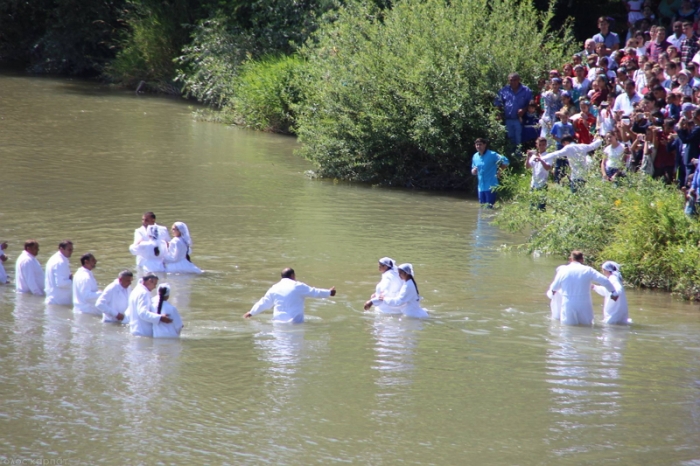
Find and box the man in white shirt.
[127,274,172,337]
[72,253,102,315]
[131,211,170,267]
[548,250,618,326]
[244,268,337,323]
[96,270,133,323]
[667,21,686,49]
[15,240,44,296]
[541,136,603,192]
[613,80,642,118]
[44,240,74,305]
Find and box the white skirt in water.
[165,259,202,274]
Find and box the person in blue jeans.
[471,138,510,207]
[495,73,533,153]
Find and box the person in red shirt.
[571,100,596,144]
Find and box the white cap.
[398,263,414,277]
[147,225,159,240]
[378,257,395,268]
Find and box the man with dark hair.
[15,240,44,295]
[541,136,603,191]
[97,270,133,323]
[548,250,618,326]
[471,138,510,207]
[244,268,337,323]
[127,274,172,336]
[45,240,74,305]
[681,22,699,67]
[73,253,101,315]
[131,211,170,268]
[592,17,620,51]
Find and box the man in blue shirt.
[495,73,532,152]
[592,16,620,51]
[471,138,510,207]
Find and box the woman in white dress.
[379,263,429,319]
[129,225,166,273]
[152,284,184,338]
[364,257,403,314]
[164,222,202,274]
[593,261,629,325]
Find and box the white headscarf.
[602,261,622,280]
[398,263,414,277]
[158,283,171,298]
[146,225,159,240]
[378,257,395,268]
[174,221,193,254]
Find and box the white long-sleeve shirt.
[15,250,44,295]
[131,224,170,267]
[72,267,101,315]
[249,278,332,324]
[151,299,183,338]
[383,279,429,319]
[164,237,202,274]
[549,261,616,326]
[96,279,130,323]
[127,283,161,337]
[129,239,166,273]
[371,268,404,314]
[44,251,72,305]
[594,274,629,325]
[542,139,603,180]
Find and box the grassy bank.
[494,167,700,300]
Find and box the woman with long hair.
[378,263,429,319]
[593,262,629,325]
[152,284,184,338]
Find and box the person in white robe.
[244,267,336,324]
[126,274,172,337]
[129,225,166,273]
[96,269,133,323]
[44,240,74,305]
[548,250,618,326]
[593,261,629,325]
[15,240,44,295]
[131,211,170,268]
[546,265,566,321]
[152,284,183,338]
[164,221,202,274]
[72,253,102,315]
[377,263,429,319]
[0,241,9,284]
[541,136,603,190]
[364,257,403,314]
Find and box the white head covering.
[147,225,159,240]
[398,263,414,277]
[378,257,395,268]
[158,283,171,298]
[602,261,622,280]
[173,221,193,253]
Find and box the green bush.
[495,164,700,300]
[295,0,575,189]
[225,55,307,133]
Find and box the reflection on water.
[1,74,700,464]
[546,324,628,457]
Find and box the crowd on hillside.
[492,6,700,214]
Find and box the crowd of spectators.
[495,6,700,214]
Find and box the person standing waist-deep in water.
[364,257,403,314]
[376,263,429,319]
[244,268,336,324]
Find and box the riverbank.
[495,168,700,300]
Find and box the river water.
[1,73,699,465]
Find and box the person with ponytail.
[152,283,184,338]
[364,257,403,314]
[593,261,629,325]
[377,263,429,319]
[164,222,202,274]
